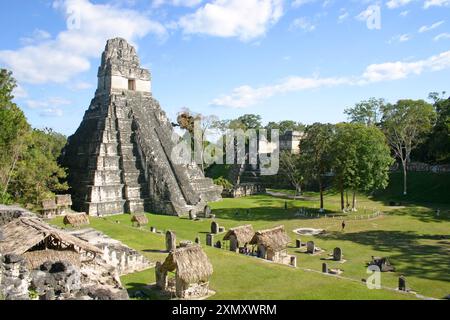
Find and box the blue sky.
[1,0,449,136]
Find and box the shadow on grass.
[388,206,450,223]
[126,283,169,300]
[212,206,335,222]
[317,230,450,282]
[371,172,450,211]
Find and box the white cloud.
[356,6,376,21]
[290,17,316,32]
[211,50,450,108]
[434,32,450,41]
[399,10,409,16]
[424,0,450,8]
[20,29,52,45]
[39,108,64,117]
[26,97,71,109]
[211,77,350,108]
[389,33,412,43]
[292,0,316,7]
[13,85,28,99]
[178,0,284,41]
[0,0,166,84]
[386,0,413,9]
[338,9,349,23]
[25,96,72,117]
[419,20,444,32]
[152,0,203,7]
[69,81,93,90]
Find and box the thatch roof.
[23,249,81,270]
[131,214,148,226]
[223,225,254,244]
[250,225,290,251]
[0,217,102,256]
[161,245,213,284]
[64,213,90,227]
[42,199,57,210]
[56,195,72,207]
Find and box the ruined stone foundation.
[62,38,222,217]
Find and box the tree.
[299,123,335,211]
[0,70,68,206]
[381,99,435,195]
[235,114,262,130]
[9,129,68,206]
[266,120,305,135]
[426,92,450,163]
[279,151,304,199]
[332,123,393,211]
[0,69,30,202]
[345,98,385,126]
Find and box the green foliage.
[381,99,436,195]
[9,129,68,206]
[28,289,39,300]
[299,123,335,209]
[418,93,450,163]
[300,123,335,181]
[213,176,233,189]
[344,97,385,125]
[374,171,450,205]
[266,120,305,135]
[227,114,263,130]
[0,69,30,200]
[279,151,304,194]
[333,123,393,193]
[0,70,68,207]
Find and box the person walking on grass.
[342,220,346,232]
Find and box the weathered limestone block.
[333,247,343,261]
[306,241,315,254]
[166,231,177,252]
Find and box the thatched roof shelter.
[42,199,57,210]
[23,249,81,270]
[64,213,90,227]
[223,225,254,244]
[250,225,290,251]
[131,214,148,227]
[0,217,102,256]
[161,245,213,284]
[56,195,72,207]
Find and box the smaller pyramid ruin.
[62,38,222,217]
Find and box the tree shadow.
[388,206,450,223]
[317,230,450,282]
[371,172,450,211]
[126,283,169,300]
[212,206,334,222]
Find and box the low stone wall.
[391,162,450,173]
[222,183,266,198]
[0,254,31,300]
[69,228,153,275]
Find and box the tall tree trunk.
[340,180,344,211]
[352,191,357,211]
[319,178,324,212]
[346,191,349,208]
[402,160,408,195]
[2,150,20,198]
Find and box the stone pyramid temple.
[62,38,222,217]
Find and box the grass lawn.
[50,180,450,300]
